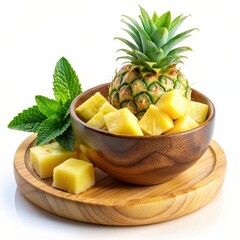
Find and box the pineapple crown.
[116,6,198,72]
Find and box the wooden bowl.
[70,83,215,185]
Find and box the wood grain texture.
[14,134,226,226]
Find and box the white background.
[1,0,240,239]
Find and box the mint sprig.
[8,57,82,151]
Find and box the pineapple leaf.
[133,50,151,61]
[155,11,171,29]
[115,37,139,50]
[157,55,185,68]
[150,27,168,48]
[152,12,159,23]
[122,28,142,51]
[162,28,197,55]
[139,5,156,35]
[167,46,192,56]
[168,15,188,40]
[122,20,142,50]
[122,15,151,44]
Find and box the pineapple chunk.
[30,142,77,179]
[87,111,106,129]
[87,101,117,129]
[75,92,107,122]
[188,101,209,124]
[104,108,143,136]
[156,90,189,119]
[99,101,117,115]
[52,158,95,194]
[165,114,199,134]
[139,105,174,135]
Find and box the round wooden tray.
[14,134,226,226]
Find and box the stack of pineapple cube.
[75,90,209,136]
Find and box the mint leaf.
[35,95,61,117]
[53,57,82,104]
[56,126,75,151]
[36,116,71,145]
[8,105,46,132]
[8,56,82,151]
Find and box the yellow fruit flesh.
[30,142,77,179]
[139,105,174,135]
[87,111,107,129]
[75,92,107,122]
[188,101,209,124]
[86,101,117,129]
[104,108,143,136]
[165,114,199,134]
[156,90,189,119]
[52,158,95,195]
[99,101,117,114]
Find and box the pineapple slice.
[104,108,143,136]
[52,158,95,194]
[139,105,174,135]
[156,90,189,119]
[188,101,209,124]
[30,142,77,179]
[75,92,107,122]
[165,114,199,135]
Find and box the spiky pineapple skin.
[108,64,191,119]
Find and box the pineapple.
[188,101,209,124]
[53,158,95,194]
[87,111,106,129]
[165,114,199,135]
[139,104,174,135]
[75,92,107,122]
[104,108,143,136]
[155,90,189,119]
[108,6,197,119]
[87,101,117,129]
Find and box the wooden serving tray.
[14,134,226,226]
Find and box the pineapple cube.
[104,108,143,136]
[188,101,209,124]
[87,111,106,129]
[52,158,95,195]
[99,101,117,115]
[87,101,117,129]
[139,105,174,135]
[75,92,107,122]
[156,90,189,119]
[30,142,77,179]
[165,114,199,135]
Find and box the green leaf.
[56,126,75,151]
[168,15,188,40]
[150,27,168,48]
[35,95,61,117]
[155,11,171,29]
[167,46,192,56]
[152,12,158,23]
[8,105,46,132]
[139,5,156,35]
[115,37,139,50]
[162,28,197,55]
[36,116,71,145]
[53,57,82,104]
